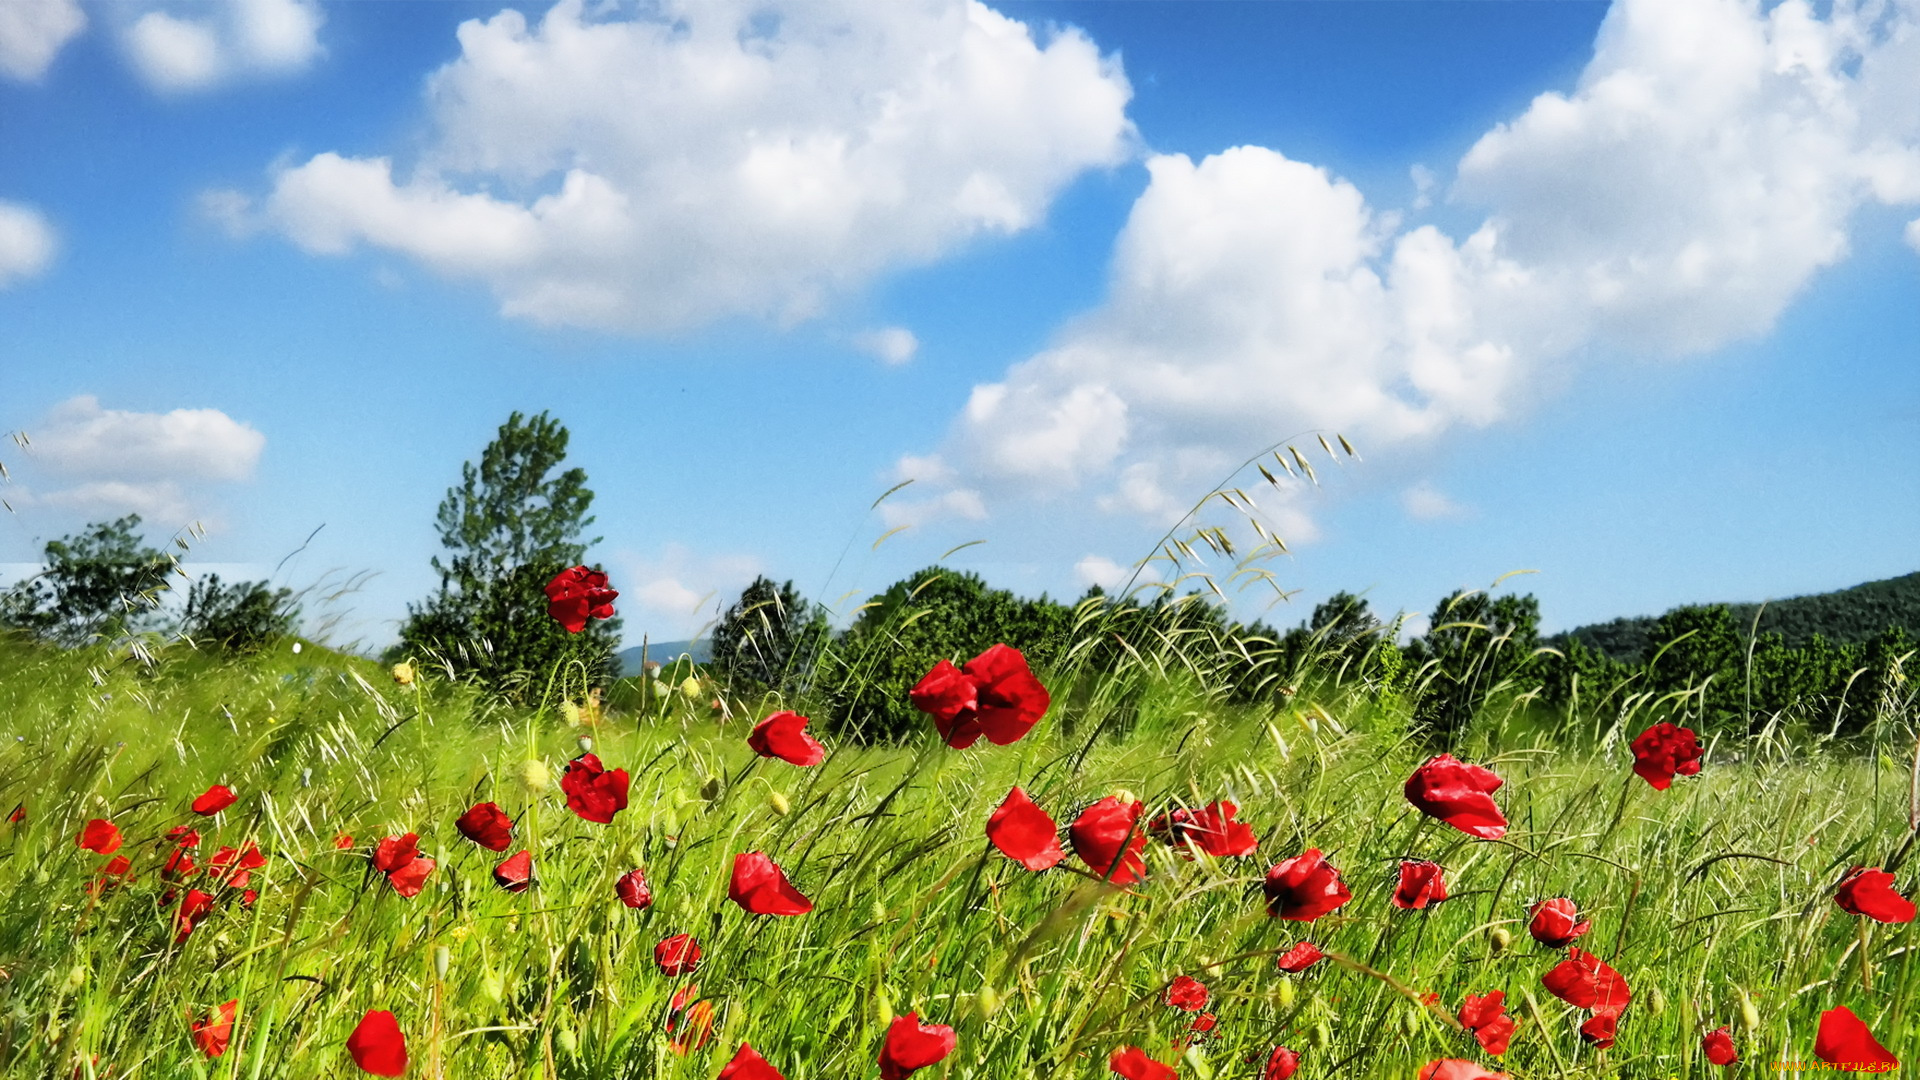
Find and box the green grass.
[0,635,1913,1079]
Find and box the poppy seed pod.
[681,676,702,699]
[701,777,723,801]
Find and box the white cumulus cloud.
[0,200,57,287]
[1401,483,1468,522]
[1073,553,1128,590]
[610,543,764,639]
[909,0,1920,528]
[855,326,920,365]
[122,0,323,93]
[246,0,1133,333]
[0,0,85,81]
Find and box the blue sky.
[2,0,1917,651]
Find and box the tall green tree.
[710,576,830,694]
[181,574,297,654]
[395,411,619,699]
[0,515,176,645]
[1406,590,1544,744]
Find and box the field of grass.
[0,633,1913,1079]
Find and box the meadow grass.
[0,634,1913,1079]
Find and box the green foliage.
[0,515,176,646]
[1404,590,1544,744]
[709,576,830,695]
[815,566,1073,741]
[394,411,619,700]
[180,573,297,653]
[1561,570,1920,661]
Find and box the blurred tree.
[394,411,619,700]
[710,576,830,694]
[1405,590,1544,744]
[0,515,175,646]
[181,573,297,654]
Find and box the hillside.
[1558,570,1920,663]
[616,638,710,673]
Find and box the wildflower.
[1458,991,1515,1056]
[1164,975,1209,1011]
[544,566,618,634]
[728,852,812,916]
[346,1010,408,1076]
[1834,867,1916,923]
[455,802,514,852]
[1263,849,1353,921]
[89,855,134,896]
[332,832,354,850]
[1629,722,1703,790]
[493,850,533,893]
[162,847,198,883]
[667,986,714,1054]
[1542,948,1631,1011]
[167,826,200,848]
[655,933,701,976]
[1264,1046,1300,1080]
[192,785,237,815]
[1276,941,1325,972]
[986,787,1065,871]
[1393,860,1449,910]
[77,818,122,855]
[1814,1006,1898,1070]
[908,644,1050,749]
[208,844,266,889]
[560,753,629,824]
[192,999,237,1057]
[1579,1009,1619,1049]
[1108,1045,1177,1080]
[1417,1062,1508,1080]
[615,868,652,909]
[717,1042,786,1080]
[1188,1012,1216,1034]
[1527,898,1591,948]
[1070,796,1147,884]
[878,1013,955,1080]
[748,711,826,766]
[1702,1026,1737,1066]
[386,856,436,900]
[370,834,420,874]
[1150,800,1259,858]
[174,889,216,943]
[5,804,21,824]
[1404,755,1507,839]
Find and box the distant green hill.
[1557,571,1920,663]
[616,639,710,674]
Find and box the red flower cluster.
[370,833,436,899]
[1149,800,1258,858]
[908,644,1050,749]
[561,753,630,824]
[1542,947,1631,1048]
[1629,722,1704,790]
[1404,755,1507,839]
[748,711,827,767]
[1458,991,1515,1056]
[1264,849,1352,921]
[544,566,618,634]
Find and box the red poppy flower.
[1263,849,1353,921]
[1834,867,1917,923]
[89,854,134,895]
[1579,1009,1619,1049]
[1814,1006,1898,1070]
[1276,941,1325,973]
[1393,860,1449,910]
[1417,1062,1509,1080]
[561,753,630,824]
[493,850,533,892]
[1108,1045,1177,1080]
[1264,1046,1300,1080]
[455,802,514,852]
[209,844,267,889]
[1151,800,1259,858]
[1404,755,1507,839]
[77,818,122,855]
[667,989,715,1055]
[1628,722,1703,791]
[878,1013,956,1080]
[1541,948,1631,1011]
[1070,797,1148,884]
[908,644,1050,749]
[748,711,827,767]
[1702,1026,1737,1066]
[987,787,1065,871]
[1188,1012,1216,1034]
[1527,898,1591,948]
[162,847,198,882]
[5,804,20,824]
[655,933,702,976]
[1458,991,1515,1056]
[545,566,618,634]
[192,999,237,1058]
[167,826,201,848]
[370,833,420,874]
[717,1042,787,1080]
[1164,975,1209,1011]
[615,867,653,909]
[346,1009,408,1076]
[192,784,237,815]
[174,888,217,943]
[332,832,354,850]
[386,855,436,899]
[728,851,813,915]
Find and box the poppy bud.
[681,676,702,699]
[1489,927,1512,953]
[1110,789,1138,805]
[1738,989,1760,1032]
[1645,985,1665,1016]
[555,1028,577,1056]
[977,985,1001,1018]
[1276,980,1296,1010]
[877,986,894,1027]
[1311,1020,1332,1048]
[516,760,551,793]
[652,679,670,701]
[65,965,86,991]
[391,662,414,686]
[871,900,888,924]
[769,791,790,817]
[562,701,582,726]
[434,946,450,980]
[481,971,505,1003]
